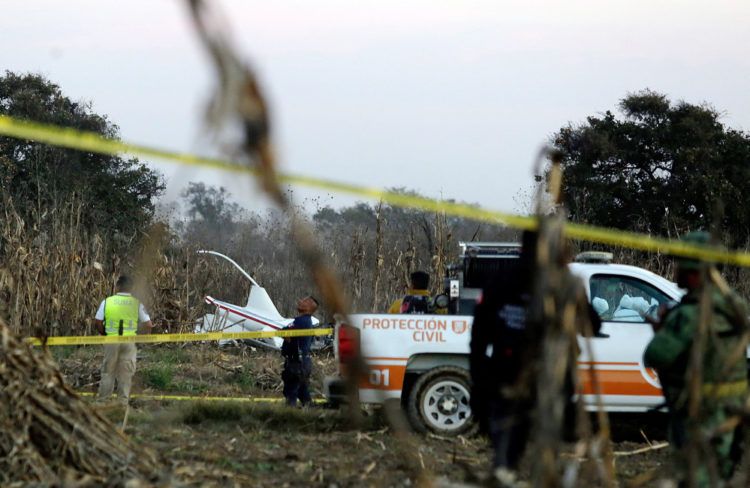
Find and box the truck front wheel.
[407,367,476,436]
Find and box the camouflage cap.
[675,230,712,270]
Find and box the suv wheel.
[407,366,476,436]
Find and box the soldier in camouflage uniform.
[644,231,748,486]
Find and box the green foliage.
[0,71,164,237]
[251,462,275,473]
[157,347,191,365]
[170,380,209,393]
[50,346,78,362]
[226,371,254,390]
[218,458,248,472]
[142,364,174,390]
[553,90,750,247]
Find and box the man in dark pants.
[470,232,537,486]
[281,295,319,407]
[470,232,601,486]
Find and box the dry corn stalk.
[0,317,160,485]
[184,1,433,485]
[530,150,614,487]
[372,201,385,312]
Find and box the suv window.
[589,274,670,323]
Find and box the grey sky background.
[4,0,750,216]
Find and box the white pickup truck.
[325,243,686,435]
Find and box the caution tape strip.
[78,391,327,404]
[76,391,326,403]
[2,114,750,266]
[27,327,333,346]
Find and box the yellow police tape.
[2,114,750,266]
[27,327,333,346]
[77,391,327,404]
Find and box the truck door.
[578,274,673,410]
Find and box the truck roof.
[459,242,521,258]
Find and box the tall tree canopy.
[178,182,249,246]
[554,90,750,247]
[0,71,164,235]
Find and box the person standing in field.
[470,232,537,486]
[281,295,319,407]
[388,270,434,314]
[95,275,154,405]
[644,231,749,487]
[470,230,601,486]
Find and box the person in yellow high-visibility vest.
[94,275,154,404]
[387,270,447,314]
[388,271,433,314]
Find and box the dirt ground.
[51,344,692,487]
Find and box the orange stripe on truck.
[580,369,662,396]
[578,361,639,366]
[365,356,409,361]
[356,362,662,397]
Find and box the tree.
[179,182,246,246]
[181,182,240,225]
[0,71,164,236]
[553,90,750,246]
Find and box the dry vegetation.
[0,318,161,486]
[3,191,748,342]
[0,189,518,338]
[53,343,337,401]
[50,343,676,487]
[3,189,750,486]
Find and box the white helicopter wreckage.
[194,250,331,351]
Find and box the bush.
[141,364,174,390]
[226,371,254,390]
[156,347,191,365]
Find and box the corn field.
[0,191,517,336]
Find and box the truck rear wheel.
[407,366,476,436]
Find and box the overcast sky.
[4,0,750,216]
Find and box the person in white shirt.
[94,275,153,404]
